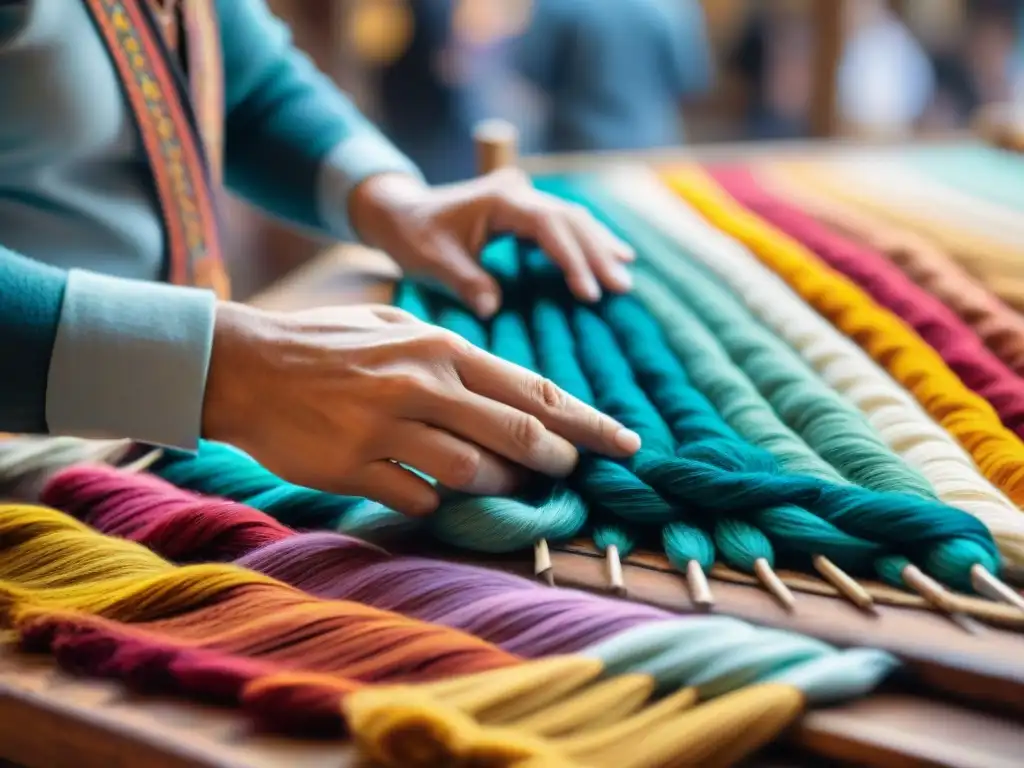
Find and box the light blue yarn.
[904,144,1024,211]
[579,618,897,703]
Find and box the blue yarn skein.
[412,272,588,553]
[544,174,935,499]
[598,290,1000,592]
[530,295,715,571]
[537,175,1001,592]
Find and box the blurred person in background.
[376,0,713,183]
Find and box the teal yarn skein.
[413,278,589,554]
[153,442,419,539]
[594,288,999,592]
[545,175,935,499]
[633,271,844,483]
[530,294,715,571]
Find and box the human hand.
[348,170,635,318]
[202,302,641,516]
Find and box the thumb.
[425,234,502,318]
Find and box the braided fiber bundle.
[586,169,1024,565]
[754,163,1024,380]
[769,158,1024,314]
[711,165,1024,440]
[0,503,894,766]
[660,165,1024,507]
[43,463,666,656]
[40,463,896,705]
[530,176,1004,591]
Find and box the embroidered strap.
[82,0,230,299]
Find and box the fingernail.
[620,246,637,262]
[615,428,642,453]
[611,264,633,291]
[474,292,499,318]
[580,278,602,303]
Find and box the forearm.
[0,248,215,449]
[220,0,422,241]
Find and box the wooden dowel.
[686,560,714,611]
[754,558,797,612]
[971,564,1024,614]
[813,555,874,613]
[606,545,626,595]
[473,119,519,173]
[534,539,554,587]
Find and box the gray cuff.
[317,132,424,242]
[46,269,216,450]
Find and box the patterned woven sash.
[82,0,231,299]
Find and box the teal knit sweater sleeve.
[219,0,423,240]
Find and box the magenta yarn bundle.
[43,464,673,657]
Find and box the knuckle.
[507,413,547,453]
[495,166,530,188]
[382,370,433,399]
[527,376,566,412]
[446,448,481,487]
[427,330,473,359]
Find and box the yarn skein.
[42,463,897,708]
[589,168,1024,564]
[712,165,1024,441]
[755,162,1024,379]
[521,184,1001,593]
[659,165,1024,506]
[43,464,664,657]
[0,504,893,766]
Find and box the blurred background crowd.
[232,0,1024,296]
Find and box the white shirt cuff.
[46,269,216,451]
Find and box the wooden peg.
[813,555,875,613]
[534,539,555,587]
[473,118,519,173]
[686,560,714,611]
[971,564,1024,614]
[605,545,626,595]
[754,558,796,612]
[902,565,985,634]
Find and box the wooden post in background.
[809,0,845,138]
[473,118,520,172]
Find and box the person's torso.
[0,0,165,280]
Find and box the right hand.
[202,302,641,516]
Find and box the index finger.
[456,348,642,458]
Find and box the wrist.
[202,301,265,447]
[348,172,428,249]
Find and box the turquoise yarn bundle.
[527,179,1000,593]
[153,441,420,539]
[541,175,935,499]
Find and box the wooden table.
[4,138,1023,767]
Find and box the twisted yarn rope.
[712,165,1024,441]
[755,163,1024,379]
[655,166,1024,509]
[41,463,896,705]
[589,167,1024,565]
[771,159,1024,313]
[534,177,1004,589]
[0,502,894,766]
[590,169,1024,563]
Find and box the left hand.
[348,169,635,318]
